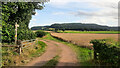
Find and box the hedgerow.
[90,39,120,66]
[35,30,47,37]
[17,29,36,40]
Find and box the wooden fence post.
[19,46,21,55]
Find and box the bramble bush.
[90,39,120,66]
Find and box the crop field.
[58,30,120,34]
[51,33,119,48]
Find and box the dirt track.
[48,40,79,66]
[25,40,79,66]
[25,40,59,66]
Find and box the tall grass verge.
[2,41,47,66]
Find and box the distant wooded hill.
[31,23,119,31]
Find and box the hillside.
[31,23,119,31]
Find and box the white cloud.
[29,22,54,28]
[71,8,117,18]
[69,4,118,26]
[54,22,72,24]
[30,0,120,27]
[52,12,65,15]
[79,17,118,26]
[29,22,38,28]
[48,0,119,26]
[29,18,37,28]
[30,19,37,21]
[50,0,119,6]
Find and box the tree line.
[31,23,119,31]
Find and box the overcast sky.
[29,0,119,28]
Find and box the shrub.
[35,30,46,37]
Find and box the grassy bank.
[42,33,95,66]
[2,41,47,66]
[58,30,120,34]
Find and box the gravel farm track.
[25,39,79,66]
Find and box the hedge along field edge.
[90,39,120,66]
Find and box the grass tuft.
[42,55,60,68]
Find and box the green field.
[58,30,120,34]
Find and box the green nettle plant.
[2,2,44,43]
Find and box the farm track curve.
[25,39,79,66]
[25,40,59,66]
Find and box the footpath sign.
[15,23,19,45]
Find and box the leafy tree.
[2,2,45,43]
